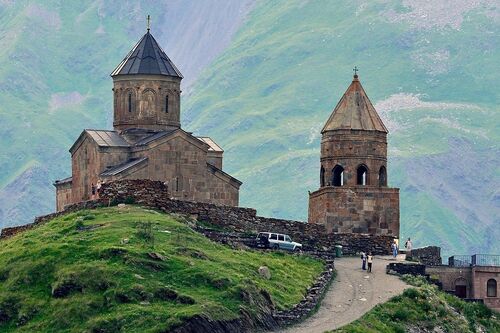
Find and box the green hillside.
[183,0,500,256]
[333,276,500,333]
[0,206,323,332]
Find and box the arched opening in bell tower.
[357,165,368,185]
[332,165,344,186]
[320,166,325,187]
[379,166,387,187]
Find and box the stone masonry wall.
[1,180,395,255]
[408,246,442,266]
[308,186,399,236]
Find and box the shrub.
[83,214,96,221]
[403,288,420,299]
[124,196,135,205]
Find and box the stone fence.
[408,246,442,266]
[1,179,395,255]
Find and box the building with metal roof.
[54,24,241,211]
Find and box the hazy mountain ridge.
[183,0,499,256]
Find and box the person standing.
[405,238,413,258]
[361,252,367,270]
[367,253,373,273]
[391,240,398,259]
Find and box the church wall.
[98,147,130,172]
[113,75,181,131]
[55,182,72,212]
[71,138,100,203]
[130,136,239,206]
[308,186,399,237]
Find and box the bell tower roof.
[322,74,387,134]
[111,30,183,78]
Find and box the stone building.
[308,73,400,236]
[54,28,241,211]
[426,254,500,310]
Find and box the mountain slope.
[0,206,322,332]
[0,0,254,229]
[183,0,500,257]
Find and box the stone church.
[54,28,241,211]
[308,73,400,237]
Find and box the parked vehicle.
[256,232,302,251]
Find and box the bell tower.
[308,71,400,237]
[111,23,183,132]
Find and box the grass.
[332,275,500,333]
[0,206,324,332]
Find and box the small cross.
[147,15,151,31]
[353,66,359,76]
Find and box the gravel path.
[277,255,409,333]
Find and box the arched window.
[379,166,387,187]
[128,93,132,112]
[332,165,344,186]
[320,166,325,187]
[165,95,169,113]
[487,279,497,297]
[357,165,368,185]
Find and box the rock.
[121,238,129,244]
[117,203,126,208]
[134,274,145,280]
[258,266,271,279]
[148,252,167,261]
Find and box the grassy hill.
[183,0,500,256]
[333,276,500,333]
[0,206,323,332]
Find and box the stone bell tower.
[111,25,183,131]
[308,72,400,237]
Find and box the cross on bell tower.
[147,15,151,32]
[353,66,359,78]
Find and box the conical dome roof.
[111,31,183,78]
[322,75,387,133]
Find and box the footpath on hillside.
[277,255,409,333]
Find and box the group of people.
[360,252,373,272]
[360,237,413,273]
[390,237,413,259]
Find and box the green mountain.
[183,0,500,257]
[0,206,322,332]
[0,1,498,258]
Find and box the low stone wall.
[1,179,395,255]
[273,259,335,326]
[386,262,427,276]
[408,246,442,266]
[97,180,395,255]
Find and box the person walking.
[367,253,373,273]
[361,252,367,270]
[405,238,413,258]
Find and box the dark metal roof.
[134,130,175,146]
[111,31,183,78]
[206,163,242,186]
[100,157,148,177]
[53,176,72,186]
[86,130,130,147]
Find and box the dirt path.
[277,255,409,333]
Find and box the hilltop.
[0,206,323,332]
